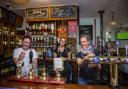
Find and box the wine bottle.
[51,23,54,33]
[41,23,44,31]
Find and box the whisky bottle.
[47,23,51,32]
[41,23,45,31]
[51,23,54,33]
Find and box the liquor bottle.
[51,23,54,33]
[40,32,44,47]
[41,23,45,31]
[57,47,61,57]
[39,23,41,30]
[35,31,37,47]
[42,47,46,60]
[47,23,51,32]
[36,32,40,47]
[32,23,36,30]
[44,24,48,32]
[32,32,35,47]
[38,32,41,47]
[26,23,29,30]
[67,40,71,50]
[31,32,34,47]
[36,23,40,30]
[47,47,52,59]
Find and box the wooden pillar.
[98,10,105,55]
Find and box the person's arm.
[76,52,85,65]
[77,52,95,65]
[13,49,25,66]
[14,57,23,65]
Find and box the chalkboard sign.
[51,5,77,18]
[79,25,93,41]
[0,6,17,23]
[26,7,48,19]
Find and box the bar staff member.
[53,37,72,84]
[76,35,101,84]
[13,36,38,76]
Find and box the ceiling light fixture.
[110,11,117,26]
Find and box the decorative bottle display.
[3,26,9,47]
[10,26,15,47]
[0,24,15,55]
[26,22,57,58]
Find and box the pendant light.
[110,11,117,26]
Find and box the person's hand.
[19,51,25,61]
[84,52,95,60]
[87,52,95,57]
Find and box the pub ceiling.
[0,0,128,27]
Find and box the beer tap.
[125,45,128,57]
[125,45,128,62]
[110,41,120,89]
[16,61,24,78]
[29,49,34,79]
[41,66,47,80]
[107,41,111,56]
[56,70,61,81]
[115,41,119,56]
[16,66,22,78]
[115,41,120,62]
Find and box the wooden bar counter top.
[0,80,127,89]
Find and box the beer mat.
[34,77,50,83]
[49,78,65,84]
[0,87,17,89]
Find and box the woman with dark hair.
[53,37,72,84]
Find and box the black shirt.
[76,46,98,79]
[53,47,70,58]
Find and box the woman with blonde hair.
[77,35,101,84]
